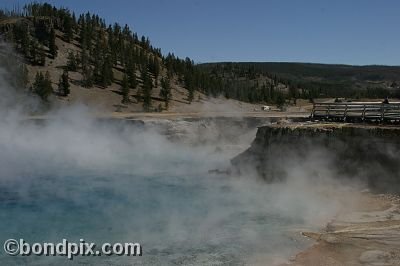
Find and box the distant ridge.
[198,62,400,100]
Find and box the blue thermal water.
[0,166,311,265]
[0,122,314,266]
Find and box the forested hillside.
[0,3,231,111]
[198,62,400,103]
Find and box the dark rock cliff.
[231,123,400,192]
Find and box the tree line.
[198,62,400,104]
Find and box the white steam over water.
[0,46,359,265]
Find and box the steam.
[0,45,364,265]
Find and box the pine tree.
[82,67,94,88]
[30,39,38,64]
[79,22,88,50]
[80,49,89,72]
[128,69,137,89]
[160,77,172,108]
[64,16,73,43]
[92,56,101,84]
[121,74,130,103]
[66,51,77,71]
[17,23,30,57]
[141,68,152,111]
[81,50,93,88]
[126,61,137,89]
[38,44,46,66]
[185,73,194,103]
[44,71,52,89]
[149,57,160,87]
[33,71,53,101]
[33,72,43,91]
[49,27,57,58]
[188,88,194,103]
[275,93,285,109]
[99,56,113,87]
[58,70,70,96]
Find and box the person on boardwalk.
[382,96,389,104]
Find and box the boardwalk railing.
[311,102,400,123]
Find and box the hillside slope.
[22,28,201,113]
[1,3,254,114]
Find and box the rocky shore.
[288,192,400,266]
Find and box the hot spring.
[0,115,349,265]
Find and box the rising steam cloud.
[0,44,365,266]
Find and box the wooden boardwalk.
[311,102,400,123]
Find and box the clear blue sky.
[2,0,400,65]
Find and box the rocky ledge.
[231,122,400,192]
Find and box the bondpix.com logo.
[3,238,142,259]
